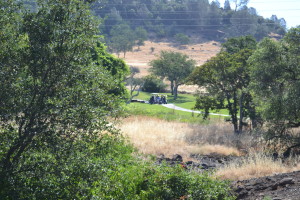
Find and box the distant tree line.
[22,0,287,56]
[90,0,286,41]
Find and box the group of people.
[149,94,168,104]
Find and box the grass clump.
[215,153,300,180]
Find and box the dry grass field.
[123,40,221,77]
[120,40,221,93]
[216,153,300,180]
[119,116,300,180]
[118,116,241,160]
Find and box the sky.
[215,0,300,28]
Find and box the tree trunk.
[170,81,174,95]
[233,91,240,134]
[226,92,239,134]
[238,92,245,134]
[173,84,179,100]
[251,106,258,129]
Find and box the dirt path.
[162,104,231,117]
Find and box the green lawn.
[132,91,196,109]
[127,91,230,123]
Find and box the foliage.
[135,26,148,49]
[0,1,235,199]
[230,0,249,11]
[174,33,190,45]
[150,51,196,100]
[0,0,128,197]
[126,66,144,103]
[190,36,257,134]
[249,27,300,153]
[110,23,136,58]
[87,0,286,41]
[91,41,129,97]
[142,75,167,93]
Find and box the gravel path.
[162,104,231,117]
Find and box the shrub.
[142,75,167,93]
[175,33,190,45]
[1,133,234,199]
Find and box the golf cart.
[149,93,167,104]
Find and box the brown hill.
[122,40,221,77]
[119,40,221,93]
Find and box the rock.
[201,163,209,169]
[185,161,194,165]
[278,178,295,186]
[172,154,183,162]
[271,183,278,190]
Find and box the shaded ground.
[233,170,300,200]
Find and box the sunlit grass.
[128,91,230,121]
[126,102,226,123]
[216,153,300,180]
[118,116,241,160]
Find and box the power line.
[94,1,299,6]
[93,9,300,13]
[102,23,282,27]
[102,17,293,20]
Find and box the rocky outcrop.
[233,171,300,200]
[156,153,239,171]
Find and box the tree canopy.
[0,1,237,199]
[190,36,257,134]
[150,51,196,100]
[249,27,300,152]
[89,0,286,42]
[109,23,136,58]
[0,0,128,197]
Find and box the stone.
[278,178,295,186]
[172,154,183,162]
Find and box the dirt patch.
[121,40,221,93]
[122,40,221,77]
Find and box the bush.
[142,75,167,93]
[175,33,190,45]
[0,131,234,199]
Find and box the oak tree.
[150,51,196,100]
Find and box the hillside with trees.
[91,0,286,40]
[22,0,286,55]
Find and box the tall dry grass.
[119,116,300,180]
[118,116,241,160]
[216,153,300,180]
